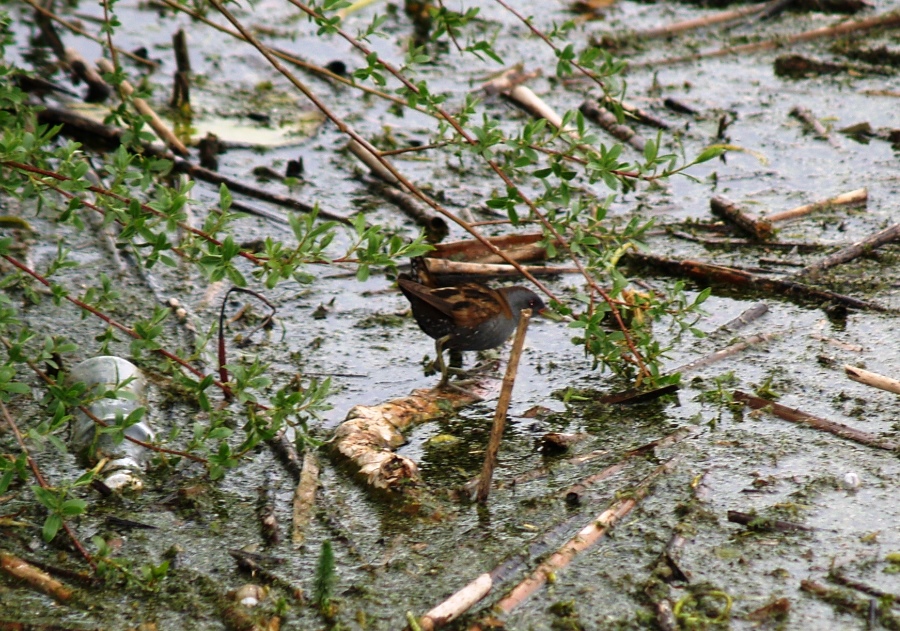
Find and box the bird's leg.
[434,336,452,387]
[433,338,482,397]
[448,349,463,371]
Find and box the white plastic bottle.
[68,356,155,491]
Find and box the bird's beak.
[536,308,569,322]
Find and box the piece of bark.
[766,188,867,223]
[333,381,498,497]
[712,302,769,336]
[844,365,900,395]
[676,332,781,374]
[796,221,900,279]
[663,98,699,116]
[258,471,280,546]
[579,100,646,152]
[267,428,303,479]
[776,54,893,78]
[710,195,774,240]
[291,450,319,547]
[197,133,222,171]
[656,599,677,630]
[171,29,192,109]
[733,391,900,451]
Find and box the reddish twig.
[212,0,650,378]
[2,160,265,266]
[492,0,605,90]
[0,400,95,568]
[217,287,277,389]
[0,337,207,464]
[1,253,236,400]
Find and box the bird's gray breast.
[446,315,517,351]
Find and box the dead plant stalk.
[476,308,531,502]
[0,400,95,568]
[467,456,681,629]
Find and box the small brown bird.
[398,276,550,387]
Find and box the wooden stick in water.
[844,365,900,396]
[766,188,867,223]
[476,308,532,502]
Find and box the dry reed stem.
[733,391,900,451]
[476,309,532,502]
[624,1,771,40]
[766,188,867,223]
[467,456,681,628]
[844,365,900,395]
[0,552,75,603]
[676,332,781,374]
[424,259,578,277]
[633,10,900,67]
[797,221,900,278]
[96,58,189,156]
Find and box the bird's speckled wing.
[398,279,511,326]
[430,283,512,327]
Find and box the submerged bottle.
[68,356,156,491]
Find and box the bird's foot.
[432,377,484,400]
[466,360,499,376]
[426,359,466,378]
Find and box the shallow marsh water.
[1,0,900,628]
